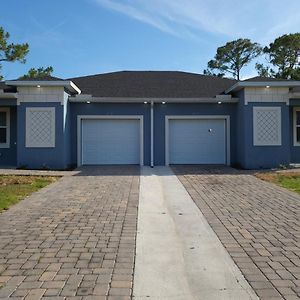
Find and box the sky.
[2,0,300,80]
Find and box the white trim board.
[225,81,300,94]
[70,96,239,103]
[0,92,17,99]
[6,80,81,94]
[0,107,10,148]
[77,115,144,166]
[165,115,231,166]
[293,107,300,146]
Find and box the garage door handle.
[208,129,213,132]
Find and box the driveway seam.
[133,167,257,299]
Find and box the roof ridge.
[243,76,290,82]
[68,70,236,82]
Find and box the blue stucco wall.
[233,91,246,168]
[153,103,238,166]
[0,100,17,106]
[17,102,67,169]
[235,91,290,169]
[69,102,238,167]
[0,106,17,166]
[5,96,295,170]
[70,103,151,166]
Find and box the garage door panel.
[169,119,226,164]
[82,119,140,165]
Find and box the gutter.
[225,81,300,94]
[0,91,18,99]
[69,96,239,103]
[5,80,81,94]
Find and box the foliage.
[256,33,300,79]
[0,27,29,80]
[0,175,57,211]
[204,38,262,80]
[255,172,300,195]
[22,66,54,79]
[255,63,273,77]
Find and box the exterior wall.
[0,100,17,106]
[1,85,296,170]
[244,102,289,169]
[70,102,237,167]
[17,86,65,104]
[236,89,290,169]
[70,103,151,166]
[244,87,289,104]
[153,103,237,166]
[0,106,17,166]
[17,103,67,169]
[234,90,246,168]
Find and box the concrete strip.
[133,166,258,300]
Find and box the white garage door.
[168,119,226,164]
[81,119,141,165]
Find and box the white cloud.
[92,0,300,43]
[94,0,179,36]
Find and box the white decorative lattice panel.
[26,107,55,148]
[253,107,281,146]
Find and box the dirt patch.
[255,172,300,183]
[0,175,58,186]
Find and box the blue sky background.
[2,0,300,80]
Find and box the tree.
[204,38,262,80]
[0,27,29,80]
[255,63,273,78]
[256,33,300,80]
[22,66,54,79]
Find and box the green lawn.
[0,175,58,212]
[256,172,300,195]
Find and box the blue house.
[0,71,300,170]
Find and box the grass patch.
[0,175,58,212]
[255,172,300,195]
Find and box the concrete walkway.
[134,167,257,300]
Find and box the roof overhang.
[5,80,81,94]
[69,95,239,103]
[0,90,18,99]
[225,81,300,94]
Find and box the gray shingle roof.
[3,72,300,97]
[244,76,290,82]
[1,76,63,92]
[17,75,64,81]
[69,71,237,98]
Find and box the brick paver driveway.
[173,165,300,300]
[0,166,139,300]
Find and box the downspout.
[150,101,154,168]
